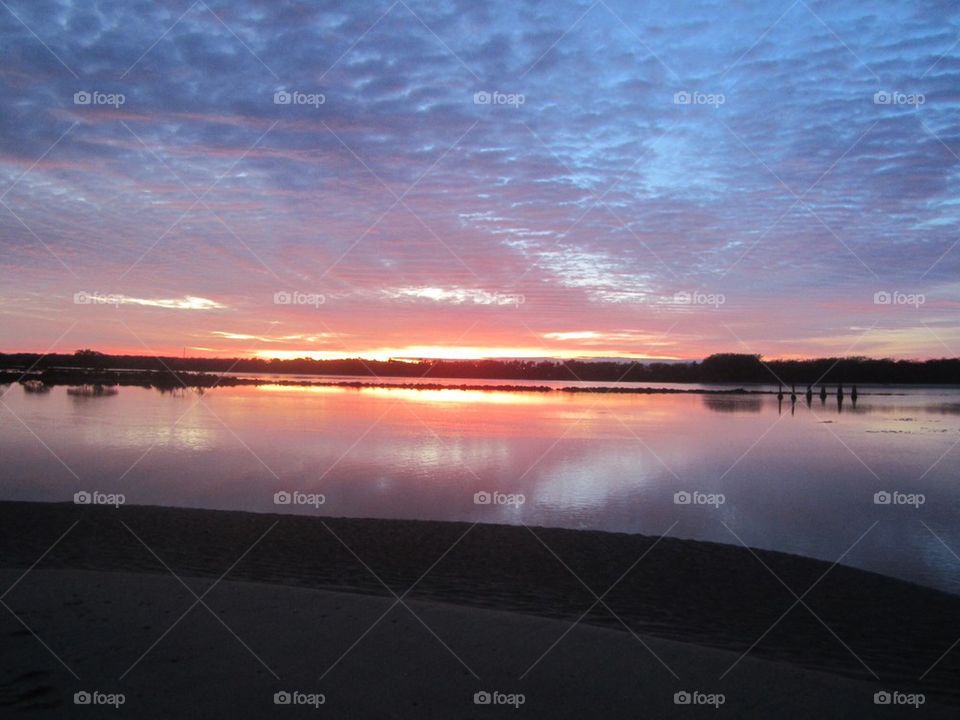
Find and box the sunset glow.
[2,4,960,717]
[1,1,958,362]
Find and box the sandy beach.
[1,501,957,717]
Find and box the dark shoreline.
[1,368,914,395]
[2,501,958,703]
[3,351,959,387]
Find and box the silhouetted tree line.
[0,350,957,385]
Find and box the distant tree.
[0,350,956,384]
[700,353,767,382]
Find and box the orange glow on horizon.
[251,346,682,362]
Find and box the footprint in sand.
[0,670,61,709]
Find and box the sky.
[0,0,958,361]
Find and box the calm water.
[2,380,959,593]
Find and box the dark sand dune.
[0,568,951,719]
[1,501,958,717]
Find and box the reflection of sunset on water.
[3,383,960,592]
[254,383,555,405]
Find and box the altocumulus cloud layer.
[0,0,958,359]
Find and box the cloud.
[0,0,958,358]
[385,286,519,305]
[122,296,226,310]
[211,330,330,343]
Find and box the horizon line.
[3,350,959,364]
